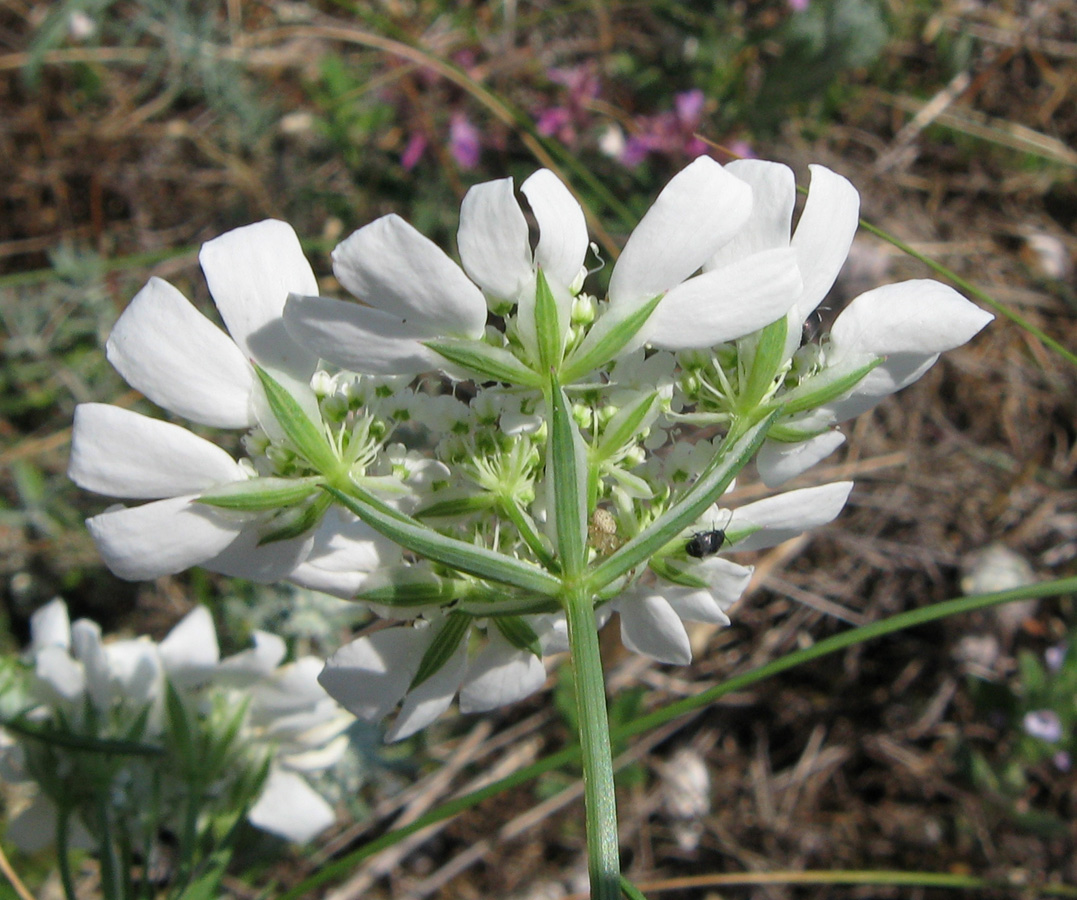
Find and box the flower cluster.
[2,599,351,851]
[70,157,991,741]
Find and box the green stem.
[564,584,620,900]
[55,804,78,900]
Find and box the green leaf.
[326,485,562,597]
[356,568,462,607]
[739,316,788,411]
[778,356,884,415]
[549,376,588,578]
[197,476,323,511]
[425,338,543,387]
[410,613,470,691]
[535,268,563,371]
[594,392,659,461]
[494,615,543,658]
[415,493,499,518]
[253,364,339,474]
[0,715,165,756]
[257,491,331,545]
[562,294,663,383]
[588,412,777,592]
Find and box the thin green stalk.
[97,798,122,900]
[55,804,78,900]
[564,584,620,900]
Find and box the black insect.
[685,528,726,559]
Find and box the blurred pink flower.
[622,89,710,167]
[449,113,482,169]
[536,65,601,147]
[401,131,427,171]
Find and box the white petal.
[790,165,860,322]
[34,645,85,702]
[86,496,248,581]
[30,598,70,651]
[248,768,336,843]
[706,159,796,265]
[284,294,442,375]
[459,630,547,713]
[318,627,428,722]
[663,586,732,626]
[608,157,753,310]
[203,526,314,583]
[386,639,468,742]
[645,247,801,350]
[617,593,692,665]
[158,606,219,683]
[71,618,111,710]
[756,431,847,487]
[217,631,288,684]
[830,280,993,359]
[697,557,756,608]
[106,277,255,428]
[69,404,247,500]
[730,482,853,551]
[251,657,328,716]
[522,169,589,288]
[458,176,533,300]
[823,353,939,422]
[199,220,319,381]
[102,639,163,706]
[289,507,398,597]
[332,214,487,338]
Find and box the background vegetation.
[2,0,1076,897]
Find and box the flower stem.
[564,584,620,900]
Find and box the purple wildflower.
[1023,710,1063,743]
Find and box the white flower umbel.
[7,599,353,867]
[70,221,396,587]
[69,159,993,900]
[673,160,993,486]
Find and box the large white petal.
[288,511,397,596]
[386,638,468,742]
[522,169,589,289]
[645,248,801,350]
[706,159,796,266]
[102,639,163,707]
[251,657,328,717]
[790,165,860,321]
[729,482,853,552]
[608,157,753,310]
[34,645,85,702]
[217,631,288,685]
[199,220,319,381]
[86,496,248,581]
[203,526,313,583]
[332,215,487,338]
[663,586,732,626]
[248,768,336,843]
[459,630,547,713]
[822,353,939,422]
[284,294,442,375]
[318,627,428,722]
[106,277,255,428]
[830,280,993,359]
[756,431,847,488]
[617,592,692,665]
[458,177,533,300]
[30,598,70,651]
[69,404,246,500]
[158,606,219,684]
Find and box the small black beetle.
[685,528,726,559]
